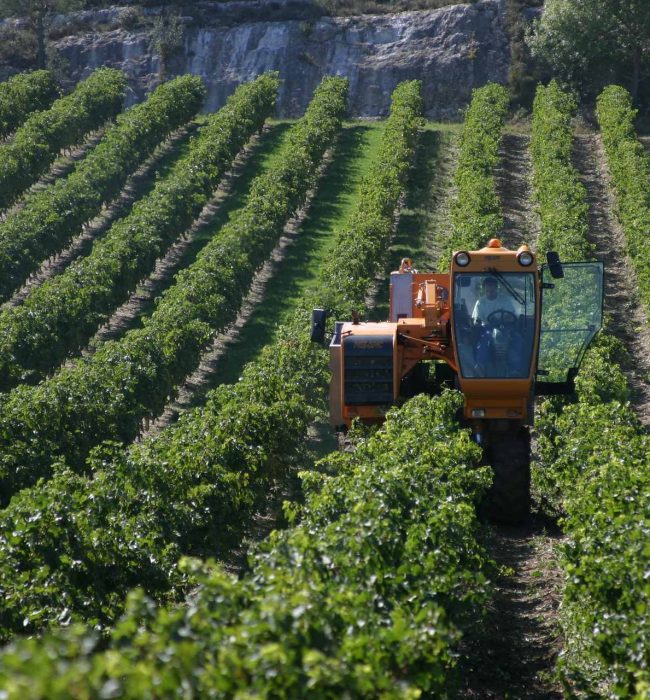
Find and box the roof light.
[518,251,534,266]
[455,252,471,267]
[487,238,502,248]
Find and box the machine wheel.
[483,425,531,525]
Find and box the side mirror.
[546,251,564,279]
[310,308,328,344]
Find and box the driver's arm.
[471,299,482,324]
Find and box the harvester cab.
[313,239,604,522]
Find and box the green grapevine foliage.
[0,70,58,138]
[0,393,491,699]
[0,74,277,390]
[0,79,492,697]
[531,80,593,259]
[0,79,419,642]
[531,81,650,696]
[597,84,650,311]
[445,82,509,262]
[536,338,650,696]
[0,75,345,502]
[0,74,204,303]
[0,68,126,212]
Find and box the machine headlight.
[471,408,486,418]
[518,251,534,266]
[455,252,471,267]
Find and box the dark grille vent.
[343,335,393,405]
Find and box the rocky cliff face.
[55,0,510,120]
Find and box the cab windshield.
[453,272,536,378]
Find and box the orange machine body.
[329,240,541,427]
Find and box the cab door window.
[537,262,604,385]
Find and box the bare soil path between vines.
[496,128,541,251]
[461,517,564,699]
[572,133,650,426]
[33,130,104,191]
[495,131,540,248]
[461,128,563,698]
[496,132,539,249]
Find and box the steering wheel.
[486,309,517,328]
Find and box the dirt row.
[461,128,564,700]
[495,132,541,249]
[572,133,650,425]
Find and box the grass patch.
[209,121,385,386]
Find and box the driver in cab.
[471,276,522,376]
[471,276,516,323]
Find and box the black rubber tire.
[484,426,531,525]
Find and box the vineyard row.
[445,82,509,260]
[0,68,126,212]
[0,70,58,139]
[597,85,650,312]
[531,81,649,695]
[0,73,271,391]
[530,79,592,259]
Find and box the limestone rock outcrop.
[54,0,509,119]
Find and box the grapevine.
[0,68,126,211]
[0,74,277,390]
[531,80,649,694]
[0,70,58,138]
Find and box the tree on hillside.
[0,0,85,69]
[150,10,185,81]
[527,0,650,103]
